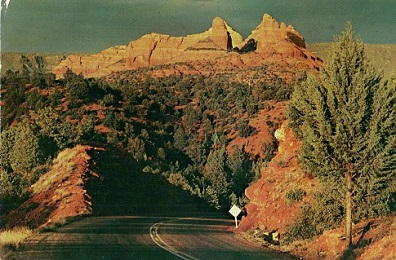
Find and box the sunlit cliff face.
[52,14,321,78]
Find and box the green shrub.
[250,159,266,184]
[284,189,344,244]
[235,119,255,138]
[101,93,116,106]
[260,140,277,162]
[285,188,306,203]
[127,137,146,161]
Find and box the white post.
[234,216,238,228]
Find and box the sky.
[1,0,395,53]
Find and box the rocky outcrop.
[224,20,244,48]
[1,145,98,230]
[210,17,230,49]
[53,45,126,77]
[124,17,244,68]
[248,13,305,48]
[125,33,184,67]
[238,122,318,233]
[209,17,243,50]
[237,13,311,59]
[52,14,322,78]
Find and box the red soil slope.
[238,121,318,233]
[2,145,99,230]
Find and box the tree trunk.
[345,171,353,247]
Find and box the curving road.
[5,214,296,260]
[4,150,297,259]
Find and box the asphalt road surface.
[3,150,297,259]
[4,214,296,260]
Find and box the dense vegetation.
[287,24,396,245]
[0,56,296,213]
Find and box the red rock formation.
[52,45,126,77]
[209,16,243,49]
[241,13,310,59]
[52,14,321,78]
[238,122,318,233]
[210,17,230,49]
[225,21,244,48]
[125,33,182,67]
[249,14,305,48]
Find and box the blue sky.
[1,0,395,53]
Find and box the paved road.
[4,214,296,260]
[3,150,296,259]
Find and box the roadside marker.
[228,205,242,228]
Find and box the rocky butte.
[52,14,322,78]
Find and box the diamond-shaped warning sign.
[228,205,242,217]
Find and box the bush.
[250,159,266,184]
[285,188,306,203]
[101,93,116,106]
[284,188,344,243]
[3,123,42,173]
[167,173,192,192]
[127,137,146,161]
[235,119,255,138]
[260,139,277,162]
[157,147,166,160]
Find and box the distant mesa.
[52,13,321,78]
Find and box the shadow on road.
[2,147,297,260]
[87,147,216,218]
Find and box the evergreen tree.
[227,145,251,197]
[287,23,396,246]
[127,137,146,161]
[9,123,41,173]
[0,128,16,173]
[31,107,77,150]
[204,145,229,208]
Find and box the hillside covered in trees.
[1,54,301,214]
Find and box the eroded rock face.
[125,33,186,67]
[254,14,305,48]
[52,14,321,78]
[210,17,230,49]
[123,17,244,68]
[52,45,126,77]
[209,17,243,50]
[238,123,318,233]
[241,13,309,59]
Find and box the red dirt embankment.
[237,113,396,259]
[2,145,100,230]
[238,121,318,233]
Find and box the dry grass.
[31,148,78,195]
[0,226,33,249]
[53,148,78,165]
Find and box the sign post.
[228,205,242,228]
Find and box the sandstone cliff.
[52,14,321,78]
[53,45,127,78]
[241,13,308,59]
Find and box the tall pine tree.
[287,23,396,246]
